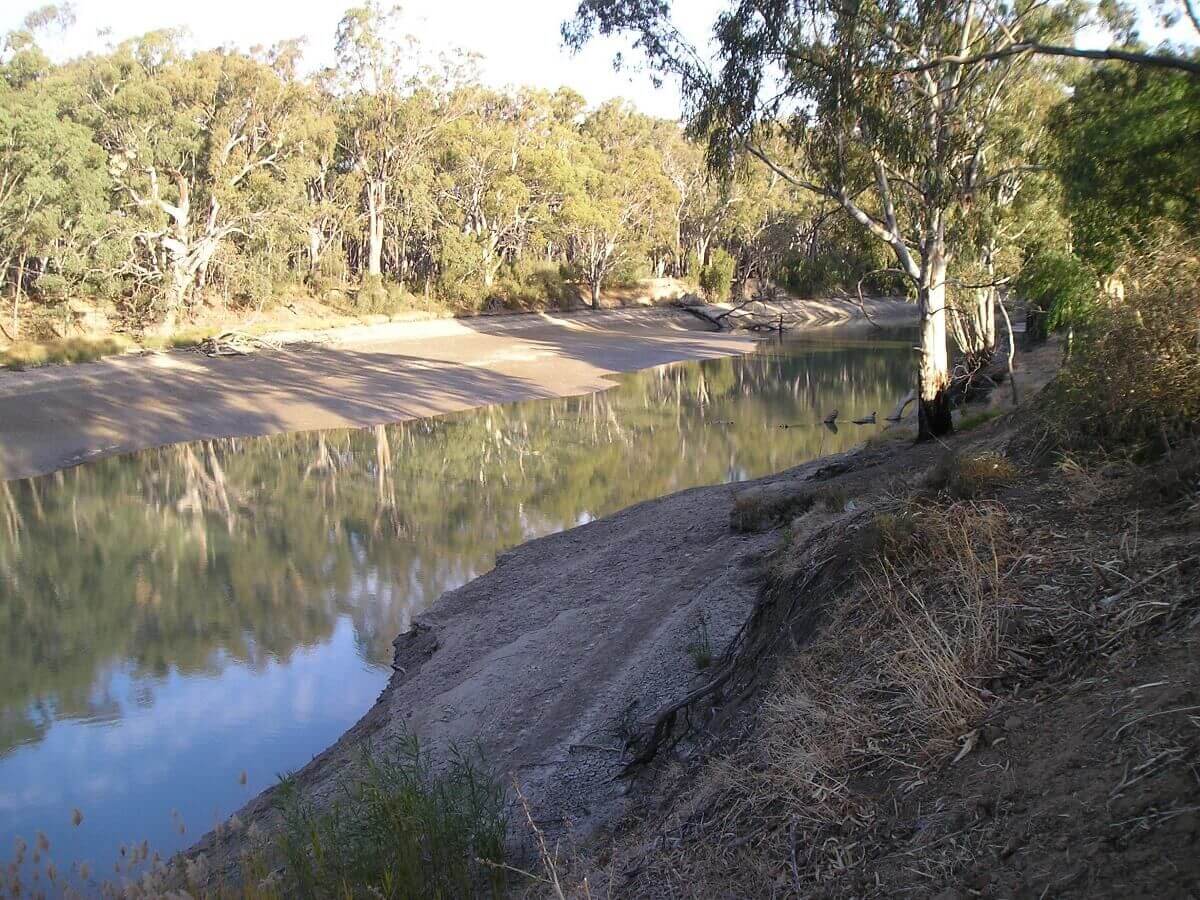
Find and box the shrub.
[1040,241,1200,456]
[272,735,506,899]
[490,261,571,309]
[700,248,736,301]
[33,272,71,304]
[1013,249,1095,342]
[354,275,410,315]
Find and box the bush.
[354,275,411,315]
[272,735,506,899]
[699,248,736,301]
[490,260,571,309]
[1013,250,1095,342]
[33,272,71,304]
[1040,242,1200,456]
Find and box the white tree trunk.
[366,182,384,278]
[918,245,953,439]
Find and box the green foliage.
[699,247,735,301]
[354,274,409,315]
[1054,65,1200,275]
[1041,242,1200,456]
[491,260,571,310]
[1013,250,1095,342]
[273,735,506,899]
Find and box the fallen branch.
[997,295,1019,406]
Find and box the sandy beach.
[0,299,914,480]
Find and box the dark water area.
[0,329,914,881]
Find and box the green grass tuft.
[271,734,507,899]
[686,612,714,670]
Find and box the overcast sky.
[3,0,1195,119]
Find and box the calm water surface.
[0,331,913,878]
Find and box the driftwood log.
[195,331,284,357]
[680,286,800,333]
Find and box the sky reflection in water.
[0,331,913,874]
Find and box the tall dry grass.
[1041,240,1200,457]
[626,499,1021,896]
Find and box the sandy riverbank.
[0,298,914,480]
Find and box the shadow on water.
[0,329,914,873]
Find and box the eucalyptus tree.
[946,64,1068,372]
[433,87,573,293]
[76,34,325,322]
[333,3,468,284]
[0,6,108,334]
[566,0,1088,437]
[1053,63,1200,282]
[561,101,674,307]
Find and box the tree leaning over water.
[564,0,1196,439]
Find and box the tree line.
[3,1,1197,438]
[0,2,912,340]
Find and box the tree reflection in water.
[0,332,912,864]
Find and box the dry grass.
[599,443,1199,898]
[924,451,1018,498]
[0,335,136,369]
[730,482,848,533]
[603,500,1022,896]
[1039,239,1200,458]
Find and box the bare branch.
[903,41,1200,77]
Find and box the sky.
[2,0,1195,118]
[0,0,723,119]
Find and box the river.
[0,329,913,885]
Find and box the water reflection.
[0,331,913,869]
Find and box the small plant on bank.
[687,612,714,670]
[699,248,736,302]
[271,734,507,899]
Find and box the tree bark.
[366,182,385,278]
[918,248,954,440]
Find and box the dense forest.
[0,2,909,343]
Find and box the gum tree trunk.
[366,181,385,278]
[918,244,953,440]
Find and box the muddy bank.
[188,435,922,885]
[182,337,1058,888]
[0,298,913,480]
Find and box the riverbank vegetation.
[558,238,1198,897]
[542,0,1199,891]
[0,2,908,359]
[568,0,1198,437]
[0,0,1197,895]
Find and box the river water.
[0,329,913,883]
